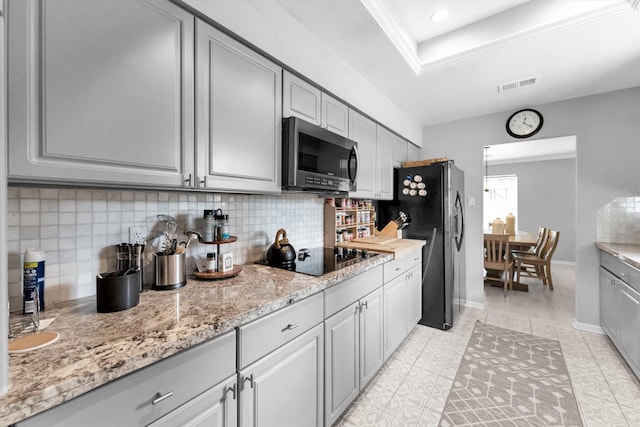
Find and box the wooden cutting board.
[339,238,425,258]
[9,331,60,353]
[352,235,397,245]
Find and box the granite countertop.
[0,255,391,426]
[596,242,640,270]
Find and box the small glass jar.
[206,252,216,272]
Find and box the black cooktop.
[262,247,378,277]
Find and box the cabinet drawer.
[601,251,640,291]
[384,249,422,283]
[324,266,383,318]
[18,331,236,427]
[238,293,323,368]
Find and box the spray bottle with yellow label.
[23,248,45,314]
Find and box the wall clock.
[506,109,543,138]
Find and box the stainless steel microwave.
[282,117,358,194]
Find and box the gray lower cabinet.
[323,267,384,426]
[8,0,195,188]
[195,19,282,194]
[149,374,238,427]
[599,266,618,339]
[237,293,325,427]
[17,331,237,426]
[406,264,423,328]
[324,287,384,426]
[383,273,408,360]
[599,251,640,378]
[383,249,423,360]
[238,324,324,427]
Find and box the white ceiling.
[270,0,640,127]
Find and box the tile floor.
[334,264,640,426]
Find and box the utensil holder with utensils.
[153,252,186,290]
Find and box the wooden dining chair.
[484,233,514,293]
[513,230,560,290]
[511,226,547,276]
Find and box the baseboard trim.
[464,300,484,310]
[572,319,605,334]
[552,260,576,266]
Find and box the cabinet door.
[325,302,360,427]
[392,134,408,168]
[196,19,282,194]
[239,324,323,427]
[406,264,422,329]
[360,287,384,387]
[8,0,195,188]
[407,142,421,163]
[599,267,619,339]
[348,110,376,199]
[321,93,349,137]
[376,126,394,200]
[618,282,640,370]
[149,375,238,427]
[384,274,408,361]
[283,71,321,125]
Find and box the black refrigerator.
[378,161,466,330]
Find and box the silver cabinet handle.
[362,301,368,310]
[244,374,254,389]
[152,391,173,405]
[199,176,207,187]
[225,383,237,400]
[184,173,192,187]
[283,323,299,331]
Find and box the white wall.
[490,158,576,262]
[182,0,423,145]
[421,87,640,328]
[1,0,8,395]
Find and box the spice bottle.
[206,253,216,272]
[203,210,216,242]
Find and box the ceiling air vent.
[497,76,540,93]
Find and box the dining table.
[484,230,538,292]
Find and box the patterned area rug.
[440,322,582,426]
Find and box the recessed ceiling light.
[431,9,449,23]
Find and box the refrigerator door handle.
[423,227,438,279]
[454,191,464,252]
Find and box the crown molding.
[359,0,421,74]
[362,1,635,75]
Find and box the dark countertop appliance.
[378,161,466,330]
[262,247,377,277]
[282,116,358,194]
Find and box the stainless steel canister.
[153,253,186,290]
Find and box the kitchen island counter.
[0,256,390,425]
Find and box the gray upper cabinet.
[407,142,421,163]
[283,72,321,125]
[392,134,408,168]
[283,71,349,137]
[196,19,282,194]
[375,126,394,200]
[348,110,377,199]
[8,0,195,188]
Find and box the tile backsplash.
[595,196,640,244]
[7,187,324,311]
